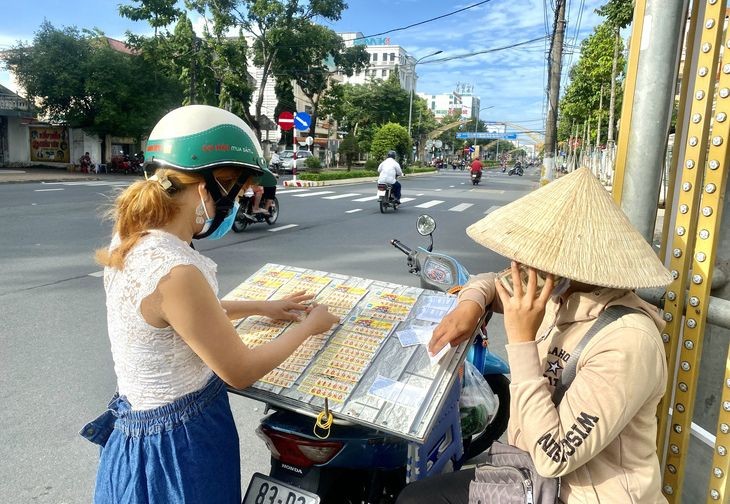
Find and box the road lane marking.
[414,200,444,208]
[277,188,310,194]
[293,191,335,198]
[345,208,363,214]
[449,185,455,188]
[485,205,502,214]
[399,197,416,203]
[449,203,474,212]
[34,188,64,192]
[434,188,442,192]
[268,224,299,232]
[323,193,361,200]
[352,195,379,202]
[88,271,104,277]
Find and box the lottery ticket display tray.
[225,263,470,443]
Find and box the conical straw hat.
[466,167,672,289]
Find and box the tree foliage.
[188,0,349,139]
[558,21,625,142]
[596,0,633,29]
[321,72,437,154]
[119,4,255,121]
[272,21,368,142]
[4,21,182,141]
[370,122,411,164]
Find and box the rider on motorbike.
[377,150,403,204]
[470,157,483,176]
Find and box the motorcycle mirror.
[416,214,436,236]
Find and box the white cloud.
[393,0,607,128]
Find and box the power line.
[351,0,495,41]
[419,36,547,64]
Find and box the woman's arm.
[149,265,337,389]
[220,291,312,321]
[428,272,503,354]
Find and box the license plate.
[377,190,386,197]
[244,473,320,504]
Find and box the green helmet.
[145,104,266,174]
[145,105,265,239]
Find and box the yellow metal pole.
[611,0,647,204]
[708,347,730,503]
[659,0,729,500]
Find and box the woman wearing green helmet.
[82,105,338,503]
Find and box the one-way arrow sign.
[294,112,312,131]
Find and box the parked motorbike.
[471,171,482,185]
[390,214,510,461]
[377,183,399,213]
[247,215,510,504]
[232,188,280,232]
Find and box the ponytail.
[95,169,194,269]
[95,166,253,270]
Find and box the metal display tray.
[225,263,469,443]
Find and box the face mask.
[551,276,572,300]
[199,195,239,240]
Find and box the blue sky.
[1,0,607,143]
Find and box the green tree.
[558,21,625,143]
[596,0,633,145]
[4,21,182,143]
[118,0,182,37]
[370,122,411,164]
[189,0,349,140]
[321,72,437,155]
[338,133,360,169]
[273,22,368,146]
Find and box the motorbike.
[508,164,524,176]
[247,215,510,504]
[377,183,399,213]
[470,171,482,185]
[232,188,280,232]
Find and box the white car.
[279,150,313,173]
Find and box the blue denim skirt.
[81,376,241,503]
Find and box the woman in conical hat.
[81,105,338,503]
[397,168,672,504]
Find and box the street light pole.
[473,106,494,159]
[408,50,443,139]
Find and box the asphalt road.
[0,167,539,503]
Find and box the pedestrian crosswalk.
[37,182,493,215]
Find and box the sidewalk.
[0,167,137,184]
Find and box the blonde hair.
[96,166,251,269]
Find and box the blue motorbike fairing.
[417,247,470,288]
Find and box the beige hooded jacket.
[459,274,668,504]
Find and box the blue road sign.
[294,112,312,131]
[456,132,518,140]
[469,146,475,153]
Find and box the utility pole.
[607,30,620,147]
[542,0,567,183]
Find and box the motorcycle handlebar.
[390,239,412,255]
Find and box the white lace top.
[104,230,217,410]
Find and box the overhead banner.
[29,126,70,163]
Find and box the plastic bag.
[459,360,500,438]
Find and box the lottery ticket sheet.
[226,264,471,443]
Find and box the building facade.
[338,33,417,91]
[417,87,481,121]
